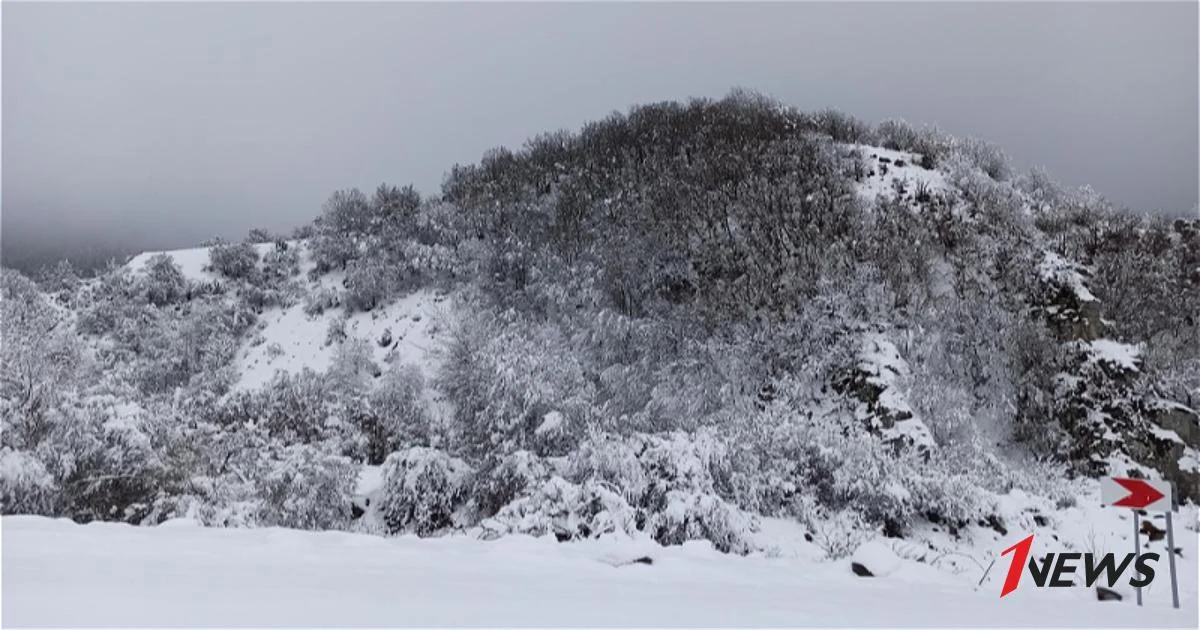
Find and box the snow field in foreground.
[3,515,1196,628]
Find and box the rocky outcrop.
[835,333,936,458]
[1037,252,1106,341]
[1151,401,1200,449]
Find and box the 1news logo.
[997,534,1159,597]
[996,477,1179,607]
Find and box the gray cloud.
[4,1,1197,267]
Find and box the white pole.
[1166,511,1179,609]
[1134,510,1142,606]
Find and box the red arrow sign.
[1111,478,1166,509]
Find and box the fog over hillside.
[3,1,1197,271]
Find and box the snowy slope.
[3,514,1196,628]
[126,241,284,282]
[850,144,952,205]
[237,288,450,392]
[123,240,454,394]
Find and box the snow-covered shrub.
[873,119,951,167]
[343,257,395,312]
[567,430,648,503]
[327,337,380,398]
[562,430,759,553]
[75,265,140,337]
[637,430,735,511]
[646,490,759,554]
[48,397,169,523]
[141,253,188,307]
[810,509,878,560]
[439,310,595,458]
[486,476,641,541]
[132,298,248,396]
[952,136,1012,181]
[260,242,300,279]
[378,447,474,535]
[813,108,872,143]
[362,364,430,464]
[208,240,260,279]
[254,444,358,531]
[733,382,986,536]
[324,315,348,346]
[304,286,340,316]
[220,370,338,445]
[0,447,57,515]
[470,450,553,519]
[1,269,82,450]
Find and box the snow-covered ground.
[850,144,952,206]
[236,287,449,392]
[2,514,1196,628]
[126,241,283,282]
[124,240,453,394]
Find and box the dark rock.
[1096,586,1123,601]
[1140,520,1166,542]
[630,556,654,565]
[983,514,1008,536]
[804,532,813,542]
[1151,403,1200,449]
[1033,514,1049,527]
[851,562,874,577]
[894,159,907,167]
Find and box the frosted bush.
[362,364,429,463]
[952,136,1012,181]
[561,430,758,552]
[378,447,474,535]
[487,476,640,541]
[647,489,759,555]
[809,508,878,559]
[0,447,56,515]
[142,254,188,307]
[208,240,260,279]
[567,431,648,503]
[255,443,358,531]
[472,450,551,518]
[303,286,340,316]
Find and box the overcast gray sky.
[3,1,1198,267]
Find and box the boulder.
[851,539,902,578]
[1150,402,1200,450]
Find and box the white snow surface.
[236,287,448,392]
[1086,339,1143,373]
[851,538,903,577]
[535,410,565,435]
[3,513,1197,628]
[850,144,952,206]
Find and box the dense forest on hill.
[3,92,1198,555]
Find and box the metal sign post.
[1165,510,1179,609]
[1133,510,1142,606]
[1102,477,1177,609]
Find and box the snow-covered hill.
[5,94,1198,628]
